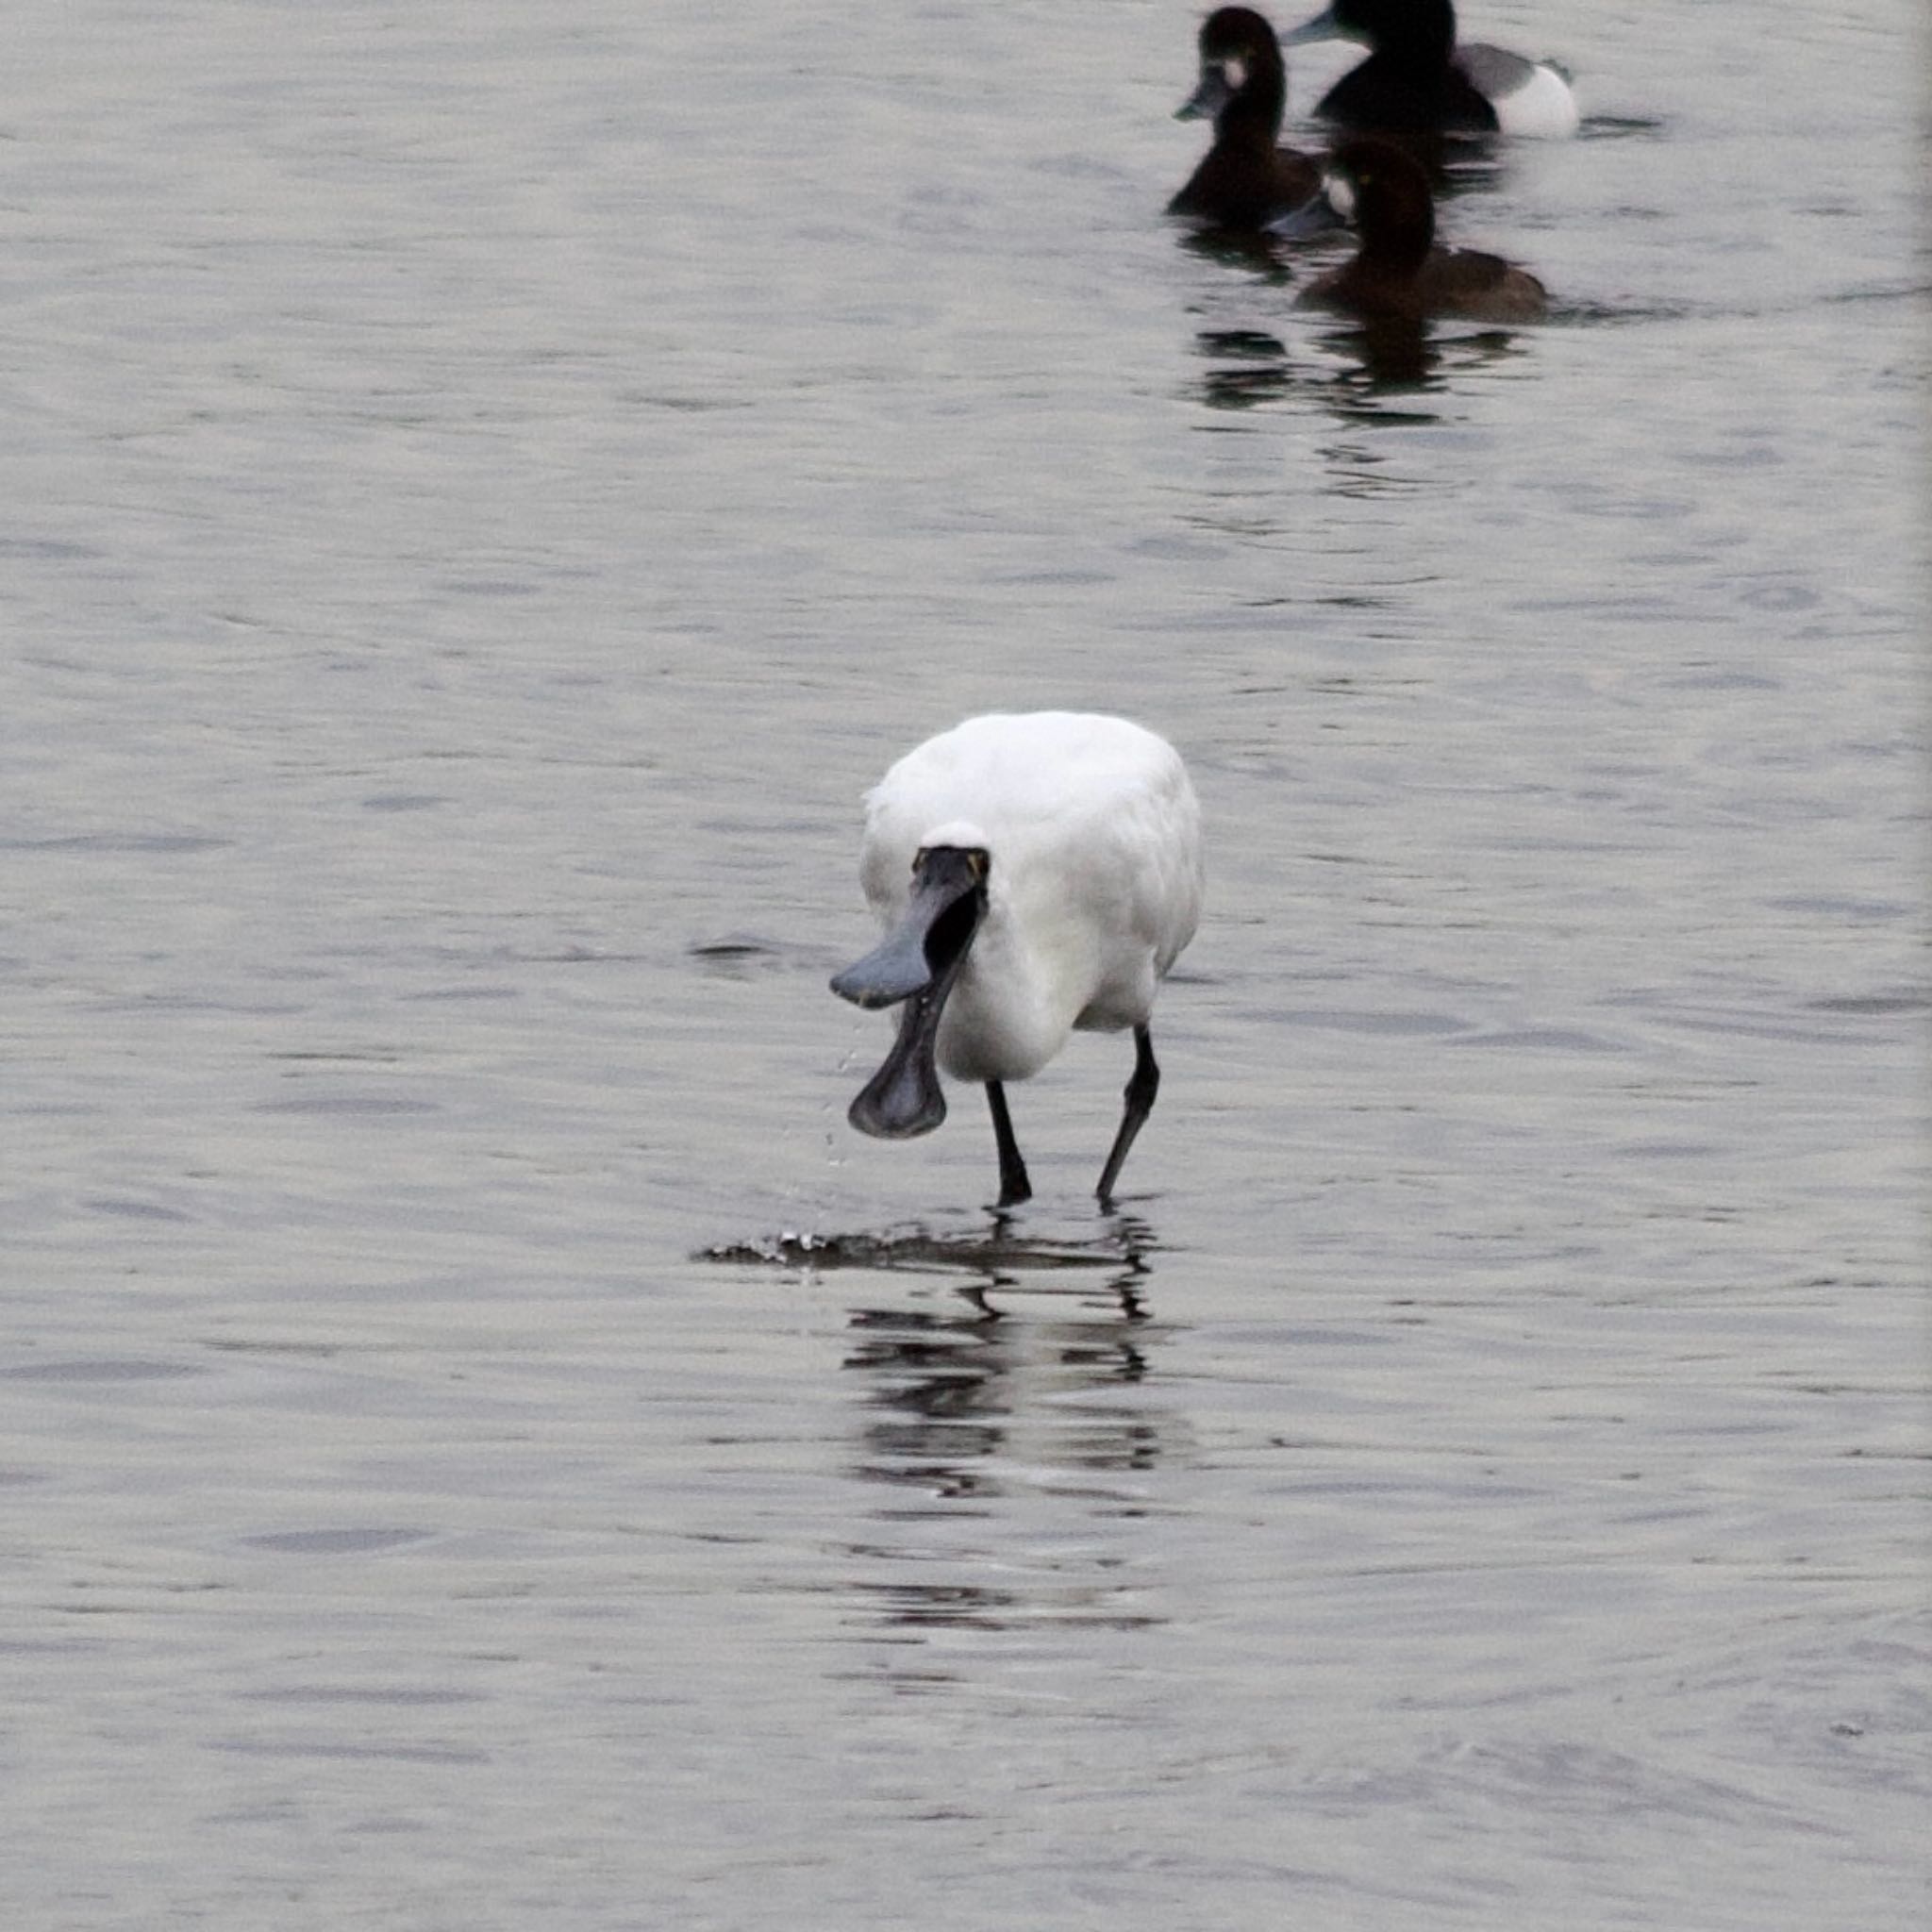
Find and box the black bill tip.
[846,988,950,1140]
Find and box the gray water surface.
[2,3,1926,1927]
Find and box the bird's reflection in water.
[1316,317,1534,396]
[1188,318,1533,418]
[1327,315,1438,391]
[834,1217,1185,1657]
[1176,227,1295,285]
[1193,328,1300,411]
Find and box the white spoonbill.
[830,712,1204,1208]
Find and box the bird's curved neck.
[1219,65,1286,147]
[1359,207,1434,274]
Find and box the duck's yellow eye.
[968,849,990,880]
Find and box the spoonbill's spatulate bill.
[831,713,1204,1208]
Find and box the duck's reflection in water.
[1188,317,1534,417]
[834,1220,1189,1657]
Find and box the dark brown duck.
[1169,7,1322,230]
[1293,135,1547,322]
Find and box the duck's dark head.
[1322,135,1437,266]
[1176,7,1290,132]
[1283,0,1458,65]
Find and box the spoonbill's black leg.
[985,1081,1032,1208]
[1096,1024,1160,1208]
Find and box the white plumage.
[1457,44,1580,139]
[831,713,1203,1208]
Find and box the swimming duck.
[1170,7,1323,229]
[1282,0,1579,138]
[831,713,1204,1208]
[1287,136,1548,321]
